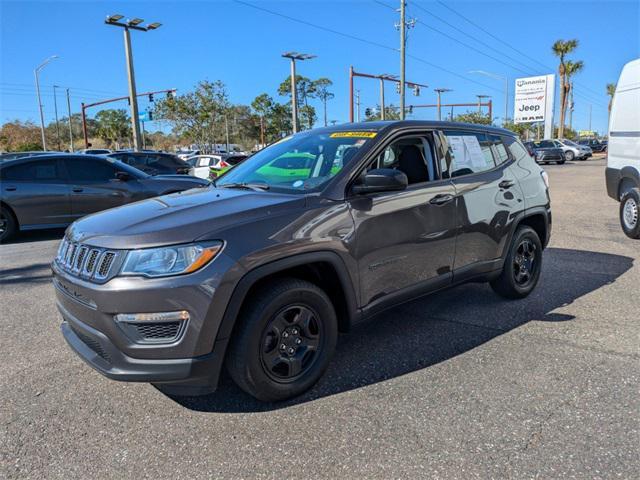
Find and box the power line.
[234,0,502,95]
[433,0,605,101]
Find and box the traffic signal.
[413,85,420,96]
[166,90,175,99]
[395,82,401,94]
[408,106,414,114]
[148,111,153,121]
[148,93,154,102]
[365,108,372,117]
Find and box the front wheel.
[0,206,17,243]
[564,150,575,161]
[491,226,543,299]
[620,188,640,239]
[226,278,338,402]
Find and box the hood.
[148,174,208,184]
[67,187,306,249]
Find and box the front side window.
[217,131,376,193]
[442,130,495,177]
[366,135,437,185]
[66,158,118,182]
[1,159,63,183]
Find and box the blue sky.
[1,0,638,135]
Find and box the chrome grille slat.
[56,241,119,282]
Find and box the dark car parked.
[0,154,209,241]
[53,121,551,402]
[578,139,607,153]
[108,151,194,176]
[527,140,566,164]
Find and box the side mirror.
[115,171,130,181]
[352,168,408,194]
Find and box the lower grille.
[69,323,111,362]
[135,322,182,340]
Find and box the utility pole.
[379,78,386,120]
[53,85,61,150]
[434,88,452,121]
[395,1,415,120]
[34,55,58,151]
[469,70,508,122]
[588,103,592,132]
[476,94,490,113]
[355,89,361,122]
[105,14,161,151]
[282,52,315,133]
[65,88,74,151]
[568,81,574,130]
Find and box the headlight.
[120,242,223,277]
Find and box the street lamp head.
[282,51,315,61]
[106,14,124,23]
[127,18,144,26]
[146,22,162,30]
[434,88,452,93]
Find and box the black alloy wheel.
[512,239,537,288]
[0,207,17,243]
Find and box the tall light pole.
[65,88,74,151]
[469,70,508,122]
[434,88,452,121]
[53,85,61,150]
[281,52,315,133]
[379,78,385,120]
[34,55,58,151]
[105,14,161,151]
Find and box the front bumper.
[53,251,240,390]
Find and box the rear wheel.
[491,226,543,299]
[226,278,338,402]
[556,159,566,165]
[0,206,17,243]
[620,188,640,239]
[564,150,575,161]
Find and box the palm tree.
[606,83,616,113]
[312,78,334,127]
[564,60,584,132]
[552,39,579,138]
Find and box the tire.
[491,226,543,299]
[620,188,640,239]
[0,206,17,243]
[556,159,566,165]
[226,277,338,402]
[564,150,575,161]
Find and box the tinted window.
[489,135,511,165]
[442,130,495,177]
[503,136,531,161]
[130,153,188,174]
[368,136,437,184]
[1,159,64,183]
[539,140,555,148]
[66,158,118,182]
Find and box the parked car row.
[579,138,608,153]
[0,153,209,242]
[523,138,594,164]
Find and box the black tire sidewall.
[228,279,338,402]
[620,188,640,239]
[492,226,543,299]
[0,207,16,243]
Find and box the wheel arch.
[0,200,19,228]
[618,166,640,198]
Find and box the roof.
[311,120,515,136]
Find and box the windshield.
[563,139,578,146]
[216,131,375,193]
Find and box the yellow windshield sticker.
[330,131,377,139]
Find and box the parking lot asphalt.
[1,155,638,479]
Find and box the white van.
[606,58,640,239]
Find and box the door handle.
[499,180,515,189]
[5,186,16,191]
[72,187,84,193]
[429,193,455,205]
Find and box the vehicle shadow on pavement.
[0,262,52,285]
[0,228,65,245]
[165,247,633,413]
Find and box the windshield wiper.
[218,182,270,191]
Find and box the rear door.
[63,156,137,218]
[0,157,72,228]
[440,129,523,275]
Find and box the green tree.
[312,78,334,126]
[0,120,42,151]
[278,75,316,130]
[154,80,230,150]
[606,83,616,115]
[251,93,275,145]
[552,39,579,138]
[453,110,492,125]
[364,105,402,121]
[95,109,131,148]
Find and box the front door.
[349,133,457,307]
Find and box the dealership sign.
[514,74,555,138]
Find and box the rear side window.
[488,135,511,165]
[539,140,555,148]
[66,158,118,182]
[1,159,64,183]
[442,130,495,177]
[503,136,530,161]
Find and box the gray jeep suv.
[52,121,551,402]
